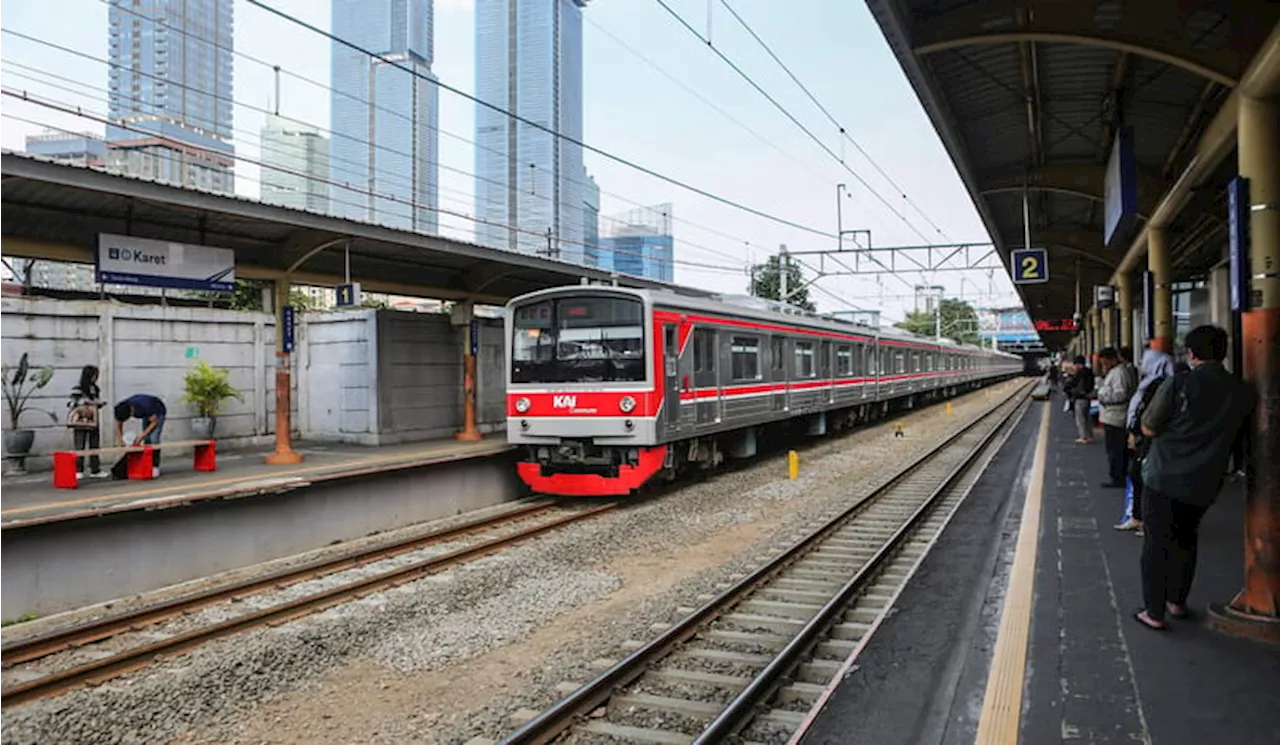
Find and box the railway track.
[0,499,618,708]
[501,383,1032,745]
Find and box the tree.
[748,254,816,312]
[895,298,982,346]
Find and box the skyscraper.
[260,115,330,213]
[25,131,107,168]
[106,0,235,192]
[475,0,586,261]
[329,0,439,233]
[600,204,675,282]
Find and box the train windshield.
[512,295,646,384]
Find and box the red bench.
[52,439,216,489]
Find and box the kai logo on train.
[552,395,578,409]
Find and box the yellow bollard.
[946,402,953,417]
[788,450,799,480]
[894,423,905,438]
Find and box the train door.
[663,322,682,439]
[770,336,787,411]
[821,341,834,403]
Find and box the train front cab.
[505,288,668,497]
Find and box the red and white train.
[505,284,1022,496]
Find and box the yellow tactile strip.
[974,402,1051,745]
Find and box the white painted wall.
[1,300,508,468]
[1,297,295,471]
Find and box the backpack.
[1128,372,1191,482]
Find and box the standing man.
[114,393,167,477]
[1133,326,1254,630]
[1063,356,1095,443]
[1096,347,1138,488]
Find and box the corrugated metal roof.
[867,0,1280,345]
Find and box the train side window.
[794,341,816,378]
[770,337,785,373]
[836,345,853,376]
[926,355,934,372]
[693,328,715,373]
[896,352,905,374]
[731,335,761,381]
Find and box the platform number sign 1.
[336,282,361,308]
[1011,248,1048,284]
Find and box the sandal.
[1133,610,1166,631]
[1166,603,1190,620]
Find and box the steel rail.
[2,501,558,667]
[1,501,617,707]
[499,382,1032,745]
[694,395,1029,743]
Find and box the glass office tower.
[330,0,439,232]
[106,0,235,192]
[475,0,586,262]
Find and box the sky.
[0,0,1024,324]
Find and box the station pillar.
[1149,227,1175,353]
[453,301,483,442]
[1118,272,1134,350]
[266,276,303,465]
[1212,94,1280,643]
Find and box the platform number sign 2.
[1011,248,1048,284]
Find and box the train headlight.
[515,397,532,413]
[619,395,637,413]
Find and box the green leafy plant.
[182,361,243,418]
[1,353,57,430]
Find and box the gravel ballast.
[1,380,1026,745]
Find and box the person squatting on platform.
[1133,326,1254,631]
[114,393,168,478]
[1063,355,1095,443]
[1095,347,1137,489]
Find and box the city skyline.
[0,0,1023,322]
[599,203,675,283]
[105,0,236,192]
[260,114,331,212]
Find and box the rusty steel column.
[1212,94,1280,644]
[456,302,482,442]
[1118,272,1134,350]
[265,277,303,465]
[1149,227,1175,353]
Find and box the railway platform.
[797,392,1280,745]
[0,437,513,530]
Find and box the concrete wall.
[2,451,522,616]
[1,300,508,466]
[1,298,296,471]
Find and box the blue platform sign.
[469,319,479,356]
[335,282,361,308]
[1011,248,1049,284]
[1104,128,1138,247]
[1228,177,1251,312]
[282,305,296,354]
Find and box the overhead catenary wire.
[652,0,934,245]
[716,0,952,240]
[63,4,785,266]
[244,0,835,240]
[0,50,746,273]
[1,94,748,278]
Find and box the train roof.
[507,283,1022,358]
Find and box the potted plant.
[2,353,57,472]
[182,361,242,439]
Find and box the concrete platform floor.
[1,437,513,529]
[799,393,1280,745]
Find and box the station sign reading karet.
[96,233,236,292]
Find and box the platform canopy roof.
[0,152,715,305]
[866,0,1280,349]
